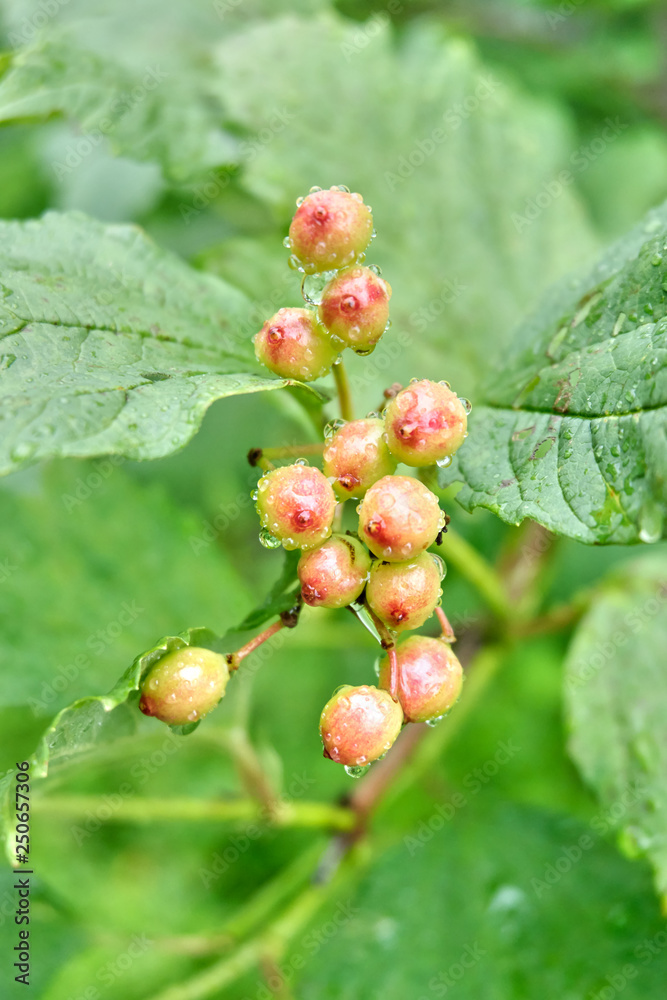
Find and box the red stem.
[387,646,398,700]
[227,620,285,672]
[436,607,456,643]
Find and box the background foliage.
[0,1,666,998]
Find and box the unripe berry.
[297,534,371,608]
[287,188,373,273]
[378,636,463,723]
[318,266,391,354]
[319,684,403,766]
[357,475,445,561]
[255,463,336,550]
[366,552,443,633]
[322,418,397,500]
[254,307,337,382]
[139,646,229,725]
[384,379,468,467]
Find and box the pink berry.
[139,647,229,725]
[366,552,443,633]
[319,684,403,766]
[297,534,371,608]
[254,307,337,382]
[256,464,336,550]
[288,188,373,273]
[378,636,463,723]
[318,266,391,354]
[384,379,468,467]
[357,475,445,561]
[322,418,397,500]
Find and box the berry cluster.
[137,186,469,775]
[253,186,469,776]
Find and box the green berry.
[297,534,371,608]
[366,552,443,633]
[255,463,336,550]
[322,417,397,500]
[384,379,468,467]
[318,266,391,353]
[287,188,373,273]
[254,307,337,382]
[319,684,403,766]
[139,646,229,725]
[378,636,463,722]
[357,474,445,561]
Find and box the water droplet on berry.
[459,397,472,415]
[259,528,281,549]
[373,656,382,677]
[288,254,302,271]
[344,764,371,778]
[282,236,292,248]
[438,380,451,389]
[333,184,350,192]
[436,456,453,469]
[426,714,446,728]
[294,457,308,466]
[251,489,258,501]
[187,710,199,722]
[431,554,447,579]
[309,185,323,193]
[301,273,328,304]
[324,418,346,439]
[353,345,376,356]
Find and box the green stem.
[32,795,356,831]
[145,843,368,1000]
[332,360,354,422]
[436,529,511,623]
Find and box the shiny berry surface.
[357,474,444,561]
[378,636,463,722]
[319,684,403,766]
[288,188,373,273]
[255,464,336,550]
[318,266,391,353]
[384,379,468,467]
[254,307,337,382]
[323,418,397,500]
[297,534,371,608]
[139,647,229,726]
[366,552,443,633]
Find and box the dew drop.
[288,254,302,271]
[259,527,282,549]
[309,185,323,194]
[282,236,292,248]
[344,764,371,778]
[438,380,451,389]
[251,489,258,501]
[324,418,346,438]
[458,397,472,415]
[436,455,452,469]
[368,263,382,275]
[426,714,446,728]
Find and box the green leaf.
[211,15,598,403]
[0,211,321,475]
[565,554,667,903]
[438,203,667,543]
[297,801,667,999]
[0,39,236,181]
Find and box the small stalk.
[435,607,456,643]
[226,621,285,672]
[332,359,354,422]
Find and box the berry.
[366,552,443,633]
[288,188,373,273]
[378,636,463,723]
[319,684,403,766]
[357,474,444,561]
[318,266,391,354]
[322,417,397,500]
[254,307,337,382]
[383,379,468,467]
[139,646,229,725]
[297,534,371,608]
[255,463,336,550]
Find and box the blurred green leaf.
[297,801,667,999]
[565,554,667,902]
[0,212,323,475]
[0,38,236,180]
[211,15,598,405]
[439,202,667,543]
